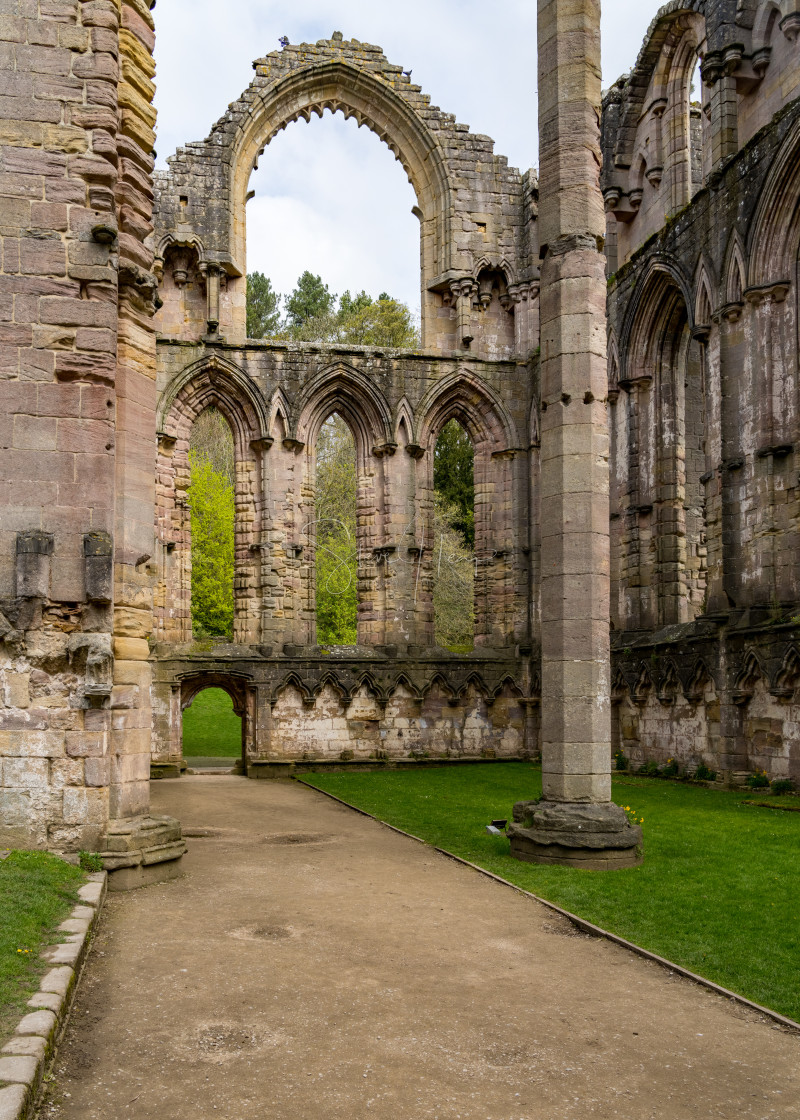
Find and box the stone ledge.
[244,756,532,779]
[0,872,106,1120]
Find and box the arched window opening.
[182,687,242,767]
[433,419,475,652]
[189,408,235,640]
[315,412,358,646]
[684,333,708,619]
[246,113,420,341]
[689,55,707,197]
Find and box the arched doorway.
[179,674,251,773]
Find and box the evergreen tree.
[285,271,335,328]
[434,419,475,547]
[246,272,281,338]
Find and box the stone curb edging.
[0,872,107,1120]
[296,779,800,1035]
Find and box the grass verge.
[301,763,800,1022]
[182,688,242,758]
[0,852,85,1041]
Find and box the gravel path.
[36,777,799,1119]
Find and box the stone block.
[2,1035,46,1059]
[0,1085,27,1120]
[15,1009,56,1037]
[0,1054,37,1085]
[38,967,72,996]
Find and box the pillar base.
[508,800,642,869]
[99,814,187,891]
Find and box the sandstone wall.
[603,0,800,784]
[0,0,161,850]
[151,34,541,357]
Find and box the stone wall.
[5,0,800,855]
[1,0,184,868]
[603,0,800,784]
[151,33,541,357]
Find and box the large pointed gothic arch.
[154,35,527,352]
[154,356,271,646]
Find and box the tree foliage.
[432,493,475,652]
[245,272,419,348]
[434,419,475,548]
[285,270,335,328]
[314,413,358,645]
[189,411,235,639]
[246,271,281,339]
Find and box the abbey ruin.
[1,0,799,874]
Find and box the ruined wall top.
[153,33,538,352]
[601,0,800,267]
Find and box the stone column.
[509,0,641,868]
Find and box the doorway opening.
[182,686,243,770]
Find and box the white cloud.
[153,1,665,308]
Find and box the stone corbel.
[372,545,397,563]
[703,43,772,91]
[282,437,305,453]
[780,11,800,42]
[405,443,425,459]
[692,324,711,343]
[372,440,398,458]
[715,301,744,323]
[449,279,478,347]
[250,436,274,454]
[478,274,494,310]
[157,431,177,452]
[744,281,790,305]
[603,187,639,223]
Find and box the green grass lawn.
[0,852,85,1040]
[301,764,800,1022]
[182,688,242,758]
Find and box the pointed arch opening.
[246,110,420,333]
[623,265,708,626]
[314,412,358,646]
[189,408,235,641]
[433,418,476,652]
[155,359,268,646]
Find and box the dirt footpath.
[37,777,799,1120]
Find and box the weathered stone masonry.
[603,0,800,784]
[0,0,184,877]
[3,1,800,857]
[147,35,544,777]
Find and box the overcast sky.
[153,1,665,311]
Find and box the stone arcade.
[1,0,800,875]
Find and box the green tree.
[246,271,281,339]
[188,447,235,640]
[434,419,475,548]
[285,271,335,329]
[314,413,358,645]
[337,294,419,348]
